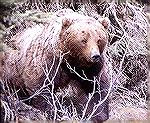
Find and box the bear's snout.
[91,48,101,62]
[92,54,101,61]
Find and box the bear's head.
[60,16,109,67]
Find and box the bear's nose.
[91,54,101,62]
[91,48,101,62]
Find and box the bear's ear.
[62,18,73,31]
[98,17,110,29]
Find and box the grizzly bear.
[2,9,110,122]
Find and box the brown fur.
[2,9,110,122]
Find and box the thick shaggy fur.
[2,9,110,122]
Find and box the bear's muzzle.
[91,48,101,62]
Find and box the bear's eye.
[97,39,103,45]
[81,40,87,44]
[97,39,101,44]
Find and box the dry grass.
[0,0,149,122]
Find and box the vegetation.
[0,0,149,122]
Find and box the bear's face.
[61,18,109,67]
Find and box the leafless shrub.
[1,0,149,122]
[102,2,148,120]
[12,48,112,122]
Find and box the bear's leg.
[76,81,109,123]
[65,80,109,123]
[89,79,109,123]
